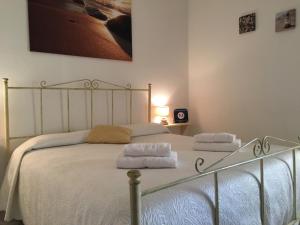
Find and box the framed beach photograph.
[276,9,296,32]
[28,0,132,61]
[239,13,256,34]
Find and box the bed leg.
[127,170,142,225]
[260,159,266,225]
[293,149,297,220]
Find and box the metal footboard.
[127,136,300,225]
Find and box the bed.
[1,78,300,225]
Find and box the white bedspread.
[0,133,299,225]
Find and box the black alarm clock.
[174,108,188,123]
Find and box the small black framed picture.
[174,108,189,123]
[239,13,256,34]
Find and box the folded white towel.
[194,133,236,143]
[193,139,242,152]
[117,151,178,169]
[123,143,171,157]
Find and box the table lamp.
[155,106,169,125]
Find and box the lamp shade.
[155,106,169,117]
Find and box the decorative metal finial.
[127,170,141,185]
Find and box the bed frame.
[2,78,300,225]
[127,139,300,225]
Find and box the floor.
[0,212,23,225]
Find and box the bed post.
[127,170,142,225]
[148,84,152,123]
[2,78,10,151]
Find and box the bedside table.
[164,123,190,135]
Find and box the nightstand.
[164,123,190,135]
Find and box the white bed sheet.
[2,134,299,225]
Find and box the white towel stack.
[193,133,241,152]
[117,143,178,169]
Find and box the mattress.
[1,133,299,225]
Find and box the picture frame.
[276,9,296,32]
[28,0,133,61]
[239,13,256,34]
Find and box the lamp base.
[160,118,169,125]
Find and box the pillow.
[31,130,90,150]
[86,125,132,144]
[121,123,169,137]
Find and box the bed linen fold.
[123,143,172,157]
[193,139,242,152]
[116,151,178,169]
[0,130,89,221]
[194,132,236,143]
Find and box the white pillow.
[121,123,169,137]
[30,130,90,150]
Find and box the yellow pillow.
[86,125,132,144]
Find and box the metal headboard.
[2,78,152,151]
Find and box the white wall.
[0,0,188,184]
[189,0,300,141]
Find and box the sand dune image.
[28,0,132,61]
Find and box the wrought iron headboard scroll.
[2,78,152,151]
